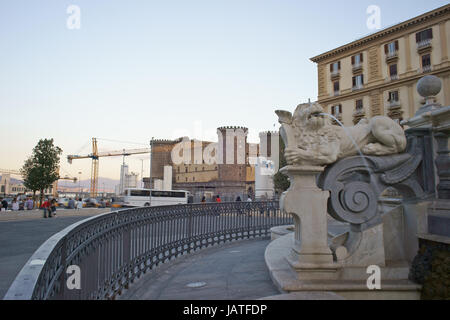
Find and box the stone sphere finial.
[417,75,442,99]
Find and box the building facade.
[310,4,450,126]
[143,127,279,202]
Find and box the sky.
[0,0,448,181]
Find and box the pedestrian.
[236,196,242,202]
[247,196,252,202]
[215,195,221,203]
[50,198,57,217]
[0,197,7,211]
[12,198,19,211]
[77,198,83,209]
[42,198,51,218]
[68,198,75,209]
[25,197,34,210]
[201,196,206,203]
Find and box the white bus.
[122,188,189,207]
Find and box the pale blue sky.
[0,0,448,181]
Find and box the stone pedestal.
[280,165,337,279]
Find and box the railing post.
[122,225,131,289]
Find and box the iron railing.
[4,201,289,300]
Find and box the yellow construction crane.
[67,138,150,197]
[0,169,21,175]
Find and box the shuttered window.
[389,64,398,76]
[416,28,433,43]
[356,99,363,110]
[384,40,399,54]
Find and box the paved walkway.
[119,239,281,300]
[0,208,110,222]
[0,209,109,299]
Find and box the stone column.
[280,165,336,279]
[434,130,450,199]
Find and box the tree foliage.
[273,135,290,193]
[20,139,62,199]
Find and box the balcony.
[352,84,364,91]
[385,50,399,63]
[352,107,366,124]
[421,65,432,73]
[390,74,399,81]
[386,100,403,120]
[330,70,340,80]
[417,39,432,53]
[331,113,342,125]
[352,62,363,73]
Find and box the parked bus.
[122,188,189,207]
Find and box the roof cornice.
[310,4,450,63]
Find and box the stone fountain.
[265,75,449,299]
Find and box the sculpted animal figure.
[276,102,407,166]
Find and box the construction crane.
[0,169,21,175]
[67,138,150,197]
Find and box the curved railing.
[4,201,289,300]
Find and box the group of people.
[199,195,253,203]
[0,197,35,211]
[0,195,85,218]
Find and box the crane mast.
[67,138,151,198]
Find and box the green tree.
[21,139,62,206]
[273,135,290,193]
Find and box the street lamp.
[149,138,154,207]
[78,171,82,198]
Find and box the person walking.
[246,196,252,202]
[42,198,51,218]
[201,196,206,203]
[215,195,221,203]
[236,196,242,202]
[68,198,75,209]
[50,198,57,217]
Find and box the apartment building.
[310,4,450,126]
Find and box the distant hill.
[58,177,119,191]
[0,175,119,192]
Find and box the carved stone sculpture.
[276,102,407,166]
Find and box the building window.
[388,91,399,102]
[330,61,341,73]
[416,28,433,43]
[422,54,431,72]
[333,81,339,94]
[331,105,342,117]
[185,167,188,173]
[193,177,195,182]
[352,74,364,89]
[185,177,188,182]
[352,53,363,66]
[356,99,363,110]
[389,64,398,79]
[384,41,398,54]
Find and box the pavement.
[0,208,110,299]
[118,239,281,300]
[0,208,110,222]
